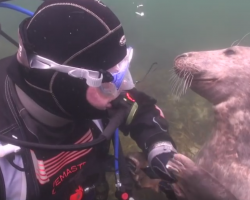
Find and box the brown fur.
[174,46,250,200]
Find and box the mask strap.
[30,55,104,87]
[17,18,34,67]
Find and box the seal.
[127,46,250,200]
[173,45,250,200]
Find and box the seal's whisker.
[170,74,179,94]
[188,74,194,88]
[182,71,191,96]
[185,73,193,94]
[173,77,183,99]
[168,75,176,86]
[168,69,178,85]
[231,40,239,47]
[179,71,188,97]
[168,68,177,80]
[169,74,180,94]
[174,70,183,95]
[236,32,250,46]
[176,78,184,98]
[168,67,178,79]
[181,80,186,97]
[171,69,183,94]
[171,75,181,95]
[174,69,190,99]
[174,70,185,97]
[182,72,190,96]
[174,71,193,98]
[179,71,189,98]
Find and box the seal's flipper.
[168,153,239,200]
[167,153,197,180]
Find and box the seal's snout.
[174,53,191,76]
[174,53,191,68]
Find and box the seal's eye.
[224,49,236,56]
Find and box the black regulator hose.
[0,94,133,151]
[0,109,125,151]
[0,23,19,47]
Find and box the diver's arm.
[120,88,177,182]
[120,88,176,151]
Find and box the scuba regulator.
[0,91,138,152]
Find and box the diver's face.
[86,86,117,110]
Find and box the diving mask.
[28,47,135,97]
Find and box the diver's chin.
[92,102,112,111]
[106,103,112,109]
[99,103,112,110]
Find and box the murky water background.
[1,0,250,199]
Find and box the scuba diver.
[0,0,178,199]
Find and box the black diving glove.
[148,141,177,183]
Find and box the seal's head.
[174,46,250,105]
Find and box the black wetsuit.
[0,55,175,200]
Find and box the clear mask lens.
[100,47,135,97]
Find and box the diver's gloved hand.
[148,141,177,183]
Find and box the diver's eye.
[224,49,236,56]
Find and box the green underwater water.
[1,0,250,199]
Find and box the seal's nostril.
[176,53,190,60]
